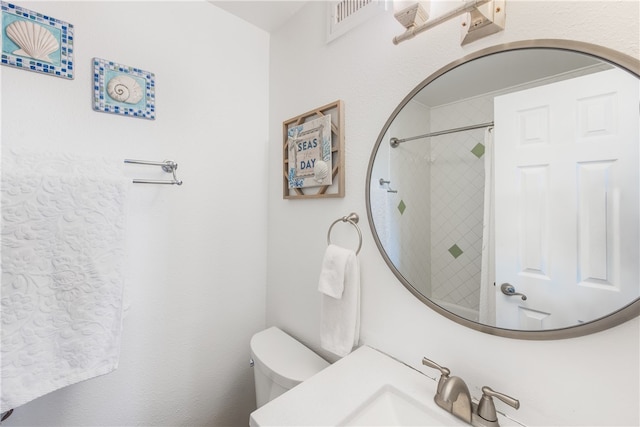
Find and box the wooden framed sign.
[283,100,344,199]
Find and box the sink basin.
[339,385,466,426]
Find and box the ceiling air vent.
[327,0,387,43]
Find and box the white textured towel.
[318,244,352,298]
[1,150,129,411]
[318,244,360,357]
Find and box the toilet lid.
[250,327,330,389]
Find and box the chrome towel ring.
[326,212,362,255]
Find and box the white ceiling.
[208,1,308,33]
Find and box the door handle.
[500,283,527,300]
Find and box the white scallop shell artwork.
[5,20,59,63]
[1,3,74,79]
[314,160,330,183]
[107,75,144,104]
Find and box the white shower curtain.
[479,127,496,325]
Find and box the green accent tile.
[471,143,485,158]
[398,200,406,215]
[448,244,463,259]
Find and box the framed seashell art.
[283,100,345,199]
[92,58,156,120]
[1,1,74,79]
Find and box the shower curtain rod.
[390,121,494,147]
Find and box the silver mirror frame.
[366,39,640,340]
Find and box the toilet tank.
[250,327,329,408]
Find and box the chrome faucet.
[422,357,520,427]
[422,358,473,423]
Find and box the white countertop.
[249,345,520,427]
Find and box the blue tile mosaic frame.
[1,1,74,79]
[93,58,156,120]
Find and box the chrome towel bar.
[124,159,183,185]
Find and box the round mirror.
[366,40,640,339]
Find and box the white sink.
[249,346,517,427]
[339,385,467,426]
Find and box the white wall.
[268,1,639,426]
[2,1,268,425]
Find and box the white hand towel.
[1,150,129,411]
[318,244,360,357]
[318,244,352,298]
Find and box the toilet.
[250,327,329,408]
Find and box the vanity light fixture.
[460,0,505,45]
[393,1,430,29]
[392,0,506,45]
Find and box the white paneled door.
[494,68,639,330]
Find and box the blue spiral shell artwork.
[92,57,155,120]
[107,75,144,104]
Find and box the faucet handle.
[422,357,451,395]
[422,357,451,377]
[477,386,520,422]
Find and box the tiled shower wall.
[429,95,493,313]
[385,96,491,309]
[388,101,432,296]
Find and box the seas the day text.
[297,137,318,170]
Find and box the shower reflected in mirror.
[366,40,640,339]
